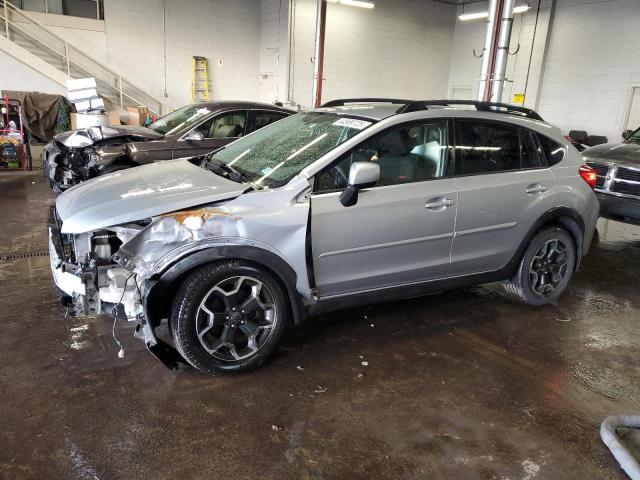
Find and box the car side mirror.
[622,129,632,140]
[339,162,380,207]
[184,130,204,141]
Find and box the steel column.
[311,0,327,108]
[477,0,501,101]
[490,0,515,103]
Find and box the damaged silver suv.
[49,99,600,375]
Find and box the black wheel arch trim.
[143,245,307,329]
[507,206,585,275]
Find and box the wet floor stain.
[0,172,638,479]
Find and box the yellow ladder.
[192,56,210,103]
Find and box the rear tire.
[170,260,289,375]
[504,227,576,305]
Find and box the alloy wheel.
[195,276,278,361]
[529,239,569,297]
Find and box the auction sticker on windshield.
[332,118,372,130]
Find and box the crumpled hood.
[55,125,163,148]
[582,142,640,166]
[56,159,248,233]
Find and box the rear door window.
[455,119,521,175]
[520,129,543,169]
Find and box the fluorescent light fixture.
[513,5,531,14]
[459,4,530,21]
[459,11,489,20]
[326,0,375,8]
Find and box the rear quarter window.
[537,134,566,166]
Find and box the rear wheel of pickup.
[504,227,576,305]
[170,260,288,375]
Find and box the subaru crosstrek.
[48,99,600,375]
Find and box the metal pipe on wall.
[311,0,327,108]
[477,0,501,101]
[490,0,515,103]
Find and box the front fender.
[143,245,307,328]
[94,146,128,169]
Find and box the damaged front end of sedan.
[42,126,162,192]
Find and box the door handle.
[526,184,547,194]
[425,197,455,211]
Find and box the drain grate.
[0,251,50,261]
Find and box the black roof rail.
[321,98,413,108]
[399,100,544,121]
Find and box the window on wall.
[316,119,450,192]
[455,119,522,175]
[11,0,103,19]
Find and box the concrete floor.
[1,171,639,480]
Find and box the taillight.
[579,165,597,189]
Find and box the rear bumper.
[595,191,640,225]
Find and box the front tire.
[170,261,289,375]
[504,227,576,305]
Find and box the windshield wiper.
[202,155,257,187]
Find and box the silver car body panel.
[115,175,313,302]
[55,159,248,234]
[448,168,556,276]
[311,179,458,298]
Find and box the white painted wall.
[448,1,554,109]
[10,11,107,62]
[0,48,66,94]
[290,0,457,109]
[538,0,640,142]
[8,0,640,143]
[259,0,290,103]
[448,0,640,142]
[104,0,262,111]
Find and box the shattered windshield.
[149,104,212,135]
[207,112,373,188]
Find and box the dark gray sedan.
[43,101,294,191]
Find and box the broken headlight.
[80,220,152,265]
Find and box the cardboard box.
[71,112,109,130]
[126,106,150,125]
[68,88,98,102]
[67,77,97,91]
[107,111,121,126]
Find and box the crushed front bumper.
[48,205,183,368]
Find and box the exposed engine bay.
[49,206,149,321]
[42,125,162,192]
